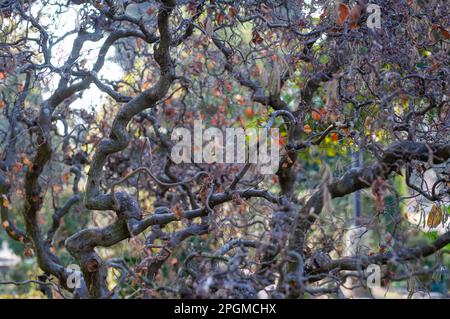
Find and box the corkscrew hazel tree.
[0,0,449,298]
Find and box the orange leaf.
[337,3,350,26]
[244,107,255,118]
[0,72,5,80]
[164,107,174,118]
[0,100,5,109]
[216,13,225,24]
[22,155,33,169]
[331,132,339,142]
[62,172,70,183]
[441,28,450,40]
[303,124,312,134]
[349,5,363,30]
[142,81,150,90]
[52,184,62,193]
[12,162,23,173]
[350,22,359,30]
[311,109,322,121]
[1,195,10,209]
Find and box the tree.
[0,0,449,299]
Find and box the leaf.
[52,184,62,193]
[416,62,427,69]
[336,3,350,26]
[1,195,10,209]
[0,100,5,109]
[311,109,322,121]
[427,204,442,228]
[24,247,34,257]
[331,132,339,142]
[252,30,264,44]
[86,259,99,272]
[216,12,225,24]
[228,7,238,19]
[303,124,312,134]
[21,154,33,170]
[164,107,174,118]
[319,54,329,64]
[441,28,450,40]
[12,162,23,173]
[62,172,70,183]
[244,107,255,118]
[349,5,363,30]
[173,204,184,220]
[371,177,386,212]
[320,8,328,21]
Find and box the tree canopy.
[0,0,449,299]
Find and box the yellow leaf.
[427,204,442,228]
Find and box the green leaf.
[416,62,427,69]
[319,54,329,64]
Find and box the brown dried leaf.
[427,204,442,228]
[337,3,350,26]
[252,30,264,44]
[173,204,184,220]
